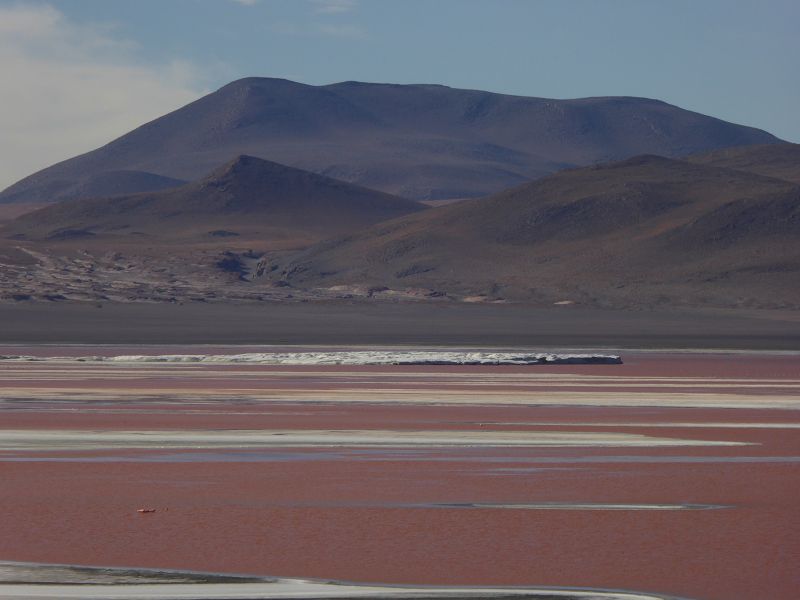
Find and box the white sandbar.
[0,351,622,366]
[0,429,748,452]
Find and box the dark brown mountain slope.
[6,155,425,243]
[0,78,781,204]
[0,170,186,205]
[688,142,800,184]
[268,155,799,309]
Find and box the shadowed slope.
[688,142,800,184]
[0,170,187,205]
[270,155,799,308]
[6,155,426,242]
[0,78,782,204]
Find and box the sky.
[0,0,798,190]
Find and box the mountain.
[7,155,426,243]
[0,78,782,204]
[0,170,187,205]
[267,155,800,309]
[688,142,800,184]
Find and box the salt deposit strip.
[0,582,687,600]
[0,351,622,365]
[0,429,748,451]
[481,422,800,429]
[3,388,797,408]
[424,502,726,511]
[0,562,696,600]
[4,366,799,386]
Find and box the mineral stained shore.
[0,562,693,600]
[0,349,798,600]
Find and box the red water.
[0,352,798,600]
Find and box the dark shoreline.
[0,302,798,349]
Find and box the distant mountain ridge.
[688,142,800,184]
[0,77,782,204]
[267,148,800,309]
[2,144,797,310]
[8,155,426,243]
[0,170,187,205]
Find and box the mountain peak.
[200,154,334,192]
[7,156,426,241]
[213,154,274,175]
[219,77,308,91]
[0,78,783,205]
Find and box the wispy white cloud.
[0,4,207,191]
[230,0,259,6]
[310,0,358,14]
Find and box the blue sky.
[0,0,798,188]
